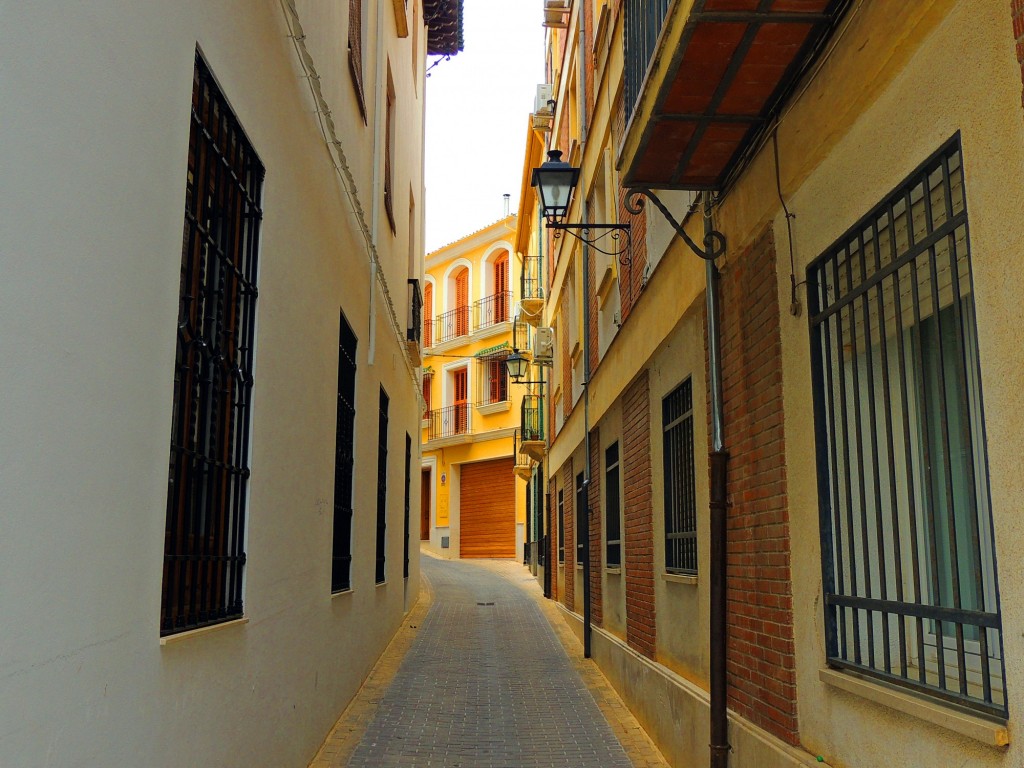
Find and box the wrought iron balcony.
[424,404,471,441]
[473,291,512,331]
[434,306,471,344]
[521,395,545,442]
[520,254,545,301]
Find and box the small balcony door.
[454,368,468,434]
[494,253,508,322]
[455,268,469,336]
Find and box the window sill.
[663,572,697,586]
[605,566,622,575]
[331,588,353,601]
[476,401,511,416]
[376,580,387,588]
[819,668,1009,747]
[160,617,248,646]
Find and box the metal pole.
[705,197,730,768]
[581,230,593,660]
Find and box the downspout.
[705,196,731,768]
[540,206,553,601]
[368,0,386,366]
[578,0,593,660]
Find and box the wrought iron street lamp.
[504,351,530,383]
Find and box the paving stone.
[310,556,669,768]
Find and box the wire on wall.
[280,0,425,408]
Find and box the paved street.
[310,555,668,768]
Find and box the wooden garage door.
[460,458,515,558]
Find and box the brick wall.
[1013,0,1024,108]
[562,459,575,611]
[709,226,798,744]
[622,371,655,657]
[588,427,603,627]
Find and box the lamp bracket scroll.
[545,222,631,268]
[624,188,726,261]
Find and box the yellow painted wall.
[421,216,529,559]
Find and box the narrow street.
[310,556,669,768]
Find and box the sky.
[424,0,546,252]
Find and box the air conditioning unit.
[535,84,554,115]
[532,327,555,364]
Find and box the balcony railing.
[473,291,513,331]
[624,0,671,123]
[407,279,422,344]
[521,254,544,301]
[521,395,544,442]
[434,306,471,345]
[424,404,471,441]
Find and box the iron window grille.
[605,443,622,568]
[376,387,390,584]
[333,312,358,593]
[407,279,422,344]
[558,489,565,564]
[623,0,671,124]
[476,352,509,405]
[576,472,585,566]
[807,135,1006,718]
[161,53,264,637]
[663,377,697,575]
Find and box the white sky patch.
[424,0,545,252]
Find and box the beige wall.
[0,1,427,766]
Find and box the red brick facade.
[547,490,558,602]
[562,460,575,611]
[622,371,655,658]
[588,427,603,627]
[711,227,798,744]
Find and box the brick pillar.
[588,427,603,627]
[710,226,798,744]
[623,371,655,658]
[562,460,575,611]
[1013,0,1024,108]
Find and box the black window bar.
[376,388,390,584]
[576,472,585,565]
[807,135,1006,718]
[162,52,264,636]
[623,0,671,124]
[477,352,509,405]
[332,312,358,593]
[663,377,697,575]
[605,443,622,568]
[558,489,565,564]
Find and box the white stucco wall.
[0,2,425,766]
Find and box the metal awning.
[621,0,849,190]
[424,0,464,55]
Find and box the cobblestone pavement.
[310,554,669,768]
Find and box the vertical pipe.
[705,198,730,768]
[578,0,593,660]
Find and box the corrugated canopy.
[424,0,464,56]
[622,0,848,190]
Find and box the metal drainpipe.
[705,197,731,768]
[578,0,593,661]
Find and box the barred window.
[576,472,585,565]
[605,443,621,568]
[376,388,390,584]
[807,136,1005,717]
[162,53,264,636]
[663,377,696,574]
[477,352,509,405]
[348,0,366,120]
[333,312,358,593]
[558,489,565,563]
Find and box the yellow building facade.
[420,216,530,561]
